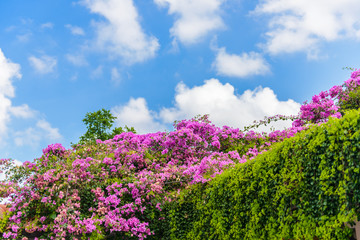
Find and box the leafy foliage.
[78,108,136,144]
[1,69,360,239]
[165,109,360,239]
[338,70,360,114]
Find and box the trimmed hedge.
[163,109,360,239]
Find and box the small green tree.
[78,108,136,144]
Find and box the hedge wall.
[163,109,360,240]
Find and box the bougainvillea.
[292,68,360,127]
[0,117,304,239]
[0,69,359,239]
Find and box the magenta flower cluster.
[0,69,359,239]
[0,116,303,239]
[293,68,360,127]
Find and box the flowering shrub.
[0,69,359,239]
[0,116,302,239]
[167,109,360,240]
[292,68,360,127]
[337,69,360,114]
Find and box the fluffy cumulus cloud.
[111,98,166,134]
[212,47,270,78]
[254,0,360,57]
[28,55,57,74]
[0,49,62,149]
[0,95,13,140]
[36,120,62,140]
[82,0,159,64]
[14,120,62,147]
[154,0,225,45]
[0,49,22,141]
[0,51,20,98]
[112,79,300,133]
[160,79,300,130]
[9,104,36,118]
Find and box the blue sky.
[0,0,360,163]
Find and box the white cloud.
[28,55,57,74]
[66,53,88,66]
[82,0,159,64]
[111,98,166,134]
[16,33,32,43]
[254,0,360,57]
[212,47,270,78]
[0,49,62,149]
[111,79,300,134]
[65,24,85,36]
[14,127,41,147]
[111,67,121,84]
[20,18,33,25]
[0,50,21,98]
[91,65,103,79]
[41,22,54,29]
[160,79,300,130]
[154,0,225,45]
[0,95,11,140]
[14,120,62,147]
[9,104,36,119]
[36,120,62,141]
[0,49,21,142]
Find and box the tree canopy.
[78,108,136,144]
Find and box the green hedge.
[163,109,360,239]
